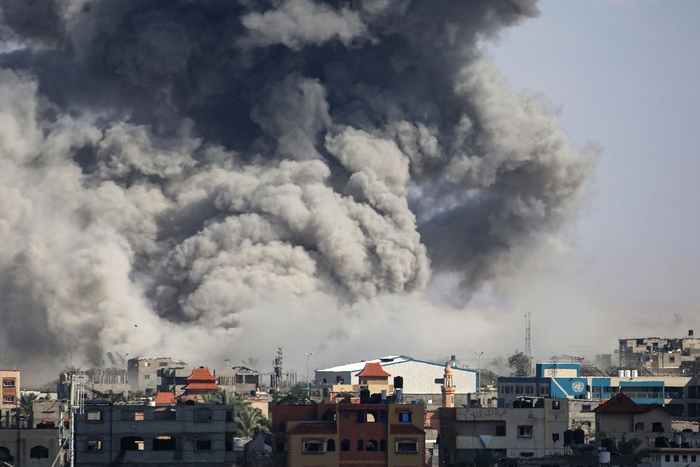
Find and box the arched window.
[366,440,378,451]
[0,446,13,462]
[30,446,49,459]
[357,439,364,451]
[153,436,176,451]
[120,436,145,451]
[327,439,336,451]
[366,411,377,423]
[356,411,365,423]
[340,439,350,452]
[380,439,387,451]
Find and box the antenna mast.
[525,311,532,375]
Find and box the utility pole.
[304,352,313,396]
[474,351,484,393]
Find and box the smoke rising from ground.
[0,0,596,368]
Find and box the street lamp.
[304,352,313,396]
[475,351,484,393]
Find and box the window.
[665,455,670,462]
[635,422,644,432]
[366,411,377,423]
[380,439,387,451]
[520,452,535,457]
[276,443,286,452]
[3,380,14,388]
[86,438,103,451]
[357,411,365,423]
[357,439,364,451]
[525,386,533,394]
[505,386,512,394]
[86,410,103,422]
[195,409,213,422]
[153,408,176,421]
[159,362,168,366]
[652,422,663,432]
[154,436,176,451]
[379,411,388,422]
[691,455,696,462]
[396,441,418,452]
[581,405,591,412]
[121,411,145,421]
[398,412,412,423]
[121,437,145,451]
[682,455,688,462]
[0,447,12,463]
[515,385,523,394]
[674,455,679,462]
[366,440,378,451]
[670,356,675,363]
[196,438,212,451]
[340,439,350,451]
[30,446,49,459]
[302,441,325,453]
[3,396,14,403]
[518,426,532,438]
[327,440,335,451]
[144,375,151,380]
[496,426,506,436]
[552,400,560,410]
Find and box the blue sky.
[495,2,700,297]
[463,0,700,360]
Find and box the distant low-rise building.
[315,355,477,406]
[128,357,187,393]
[618,331,700,376]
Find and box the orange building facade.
[272,401,428,467]
[0,370,20,420]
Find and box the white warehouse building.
[314,355,477,402]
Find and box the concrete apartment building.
[438,398,571,464]
[618,331,700,376]
[128,357,188,393]
[272,400,428,467]
[74,402,238,467]
[0,427,63,467]
[1,369,20,427]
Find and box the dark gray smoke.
[0,0,596,365]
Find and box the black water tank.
[563,430,574,445]
[394,376,403,389]
[574,429,585,444]
[655,436,670,448]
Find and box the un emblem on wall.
[571,381,585,392]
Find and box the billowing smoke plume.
[0,0,596,366]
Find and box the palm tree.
[235,406,269,438]
[616,436,649,466]
[20,393,39,427]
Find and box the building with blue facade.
[497,363,699,419]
